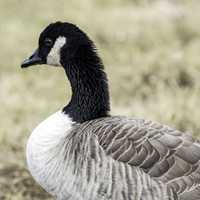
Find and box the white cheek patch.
[47,36,66,66]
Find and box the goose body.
[21,22,200,200]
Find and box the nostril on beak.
[29,54,34,59]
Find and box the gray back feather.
[65,116,200,200]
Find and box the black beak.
[21,49,44,68]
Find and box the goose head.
[21,22,110,122]
[21,21,93,68]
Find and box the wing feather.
[87,116,200,197]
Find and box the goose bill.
[21,49,44,68]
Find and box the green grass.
[1,0,200,199]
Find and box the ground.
[1,0,200,199]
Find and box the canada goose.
[21,22,200,200]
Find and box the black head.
[21,22,110,122]
[21,22,93,68]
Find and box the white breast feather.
[26,110,74,196]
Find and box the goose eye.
[44,38,53,47]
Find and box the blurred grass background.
[1,0,200,199]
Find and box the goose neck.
[62,51,110,123]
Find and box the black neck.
[62,45,110,123]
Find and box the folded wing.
[89,116,200,198]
